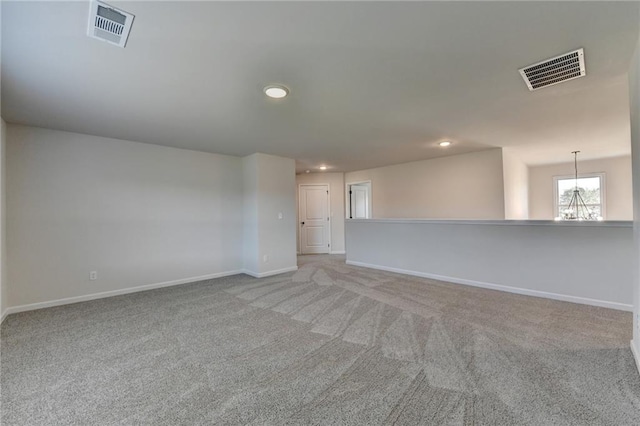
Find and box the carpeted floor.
[2,254,640,425]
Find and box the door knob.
[301,221,305,225]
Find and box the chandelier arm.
[564,191,579,220]
[576,191,594,219]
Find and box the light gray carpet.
[2,254,640,425]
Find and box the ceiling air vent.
[519,48,585,91]
[87,1,134,48]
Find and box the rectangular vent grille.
[87,1,134,48]
[519,48,585,91]
[96,15,124,36]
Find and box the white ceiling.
[2,1,639,172]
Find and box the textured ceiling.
[2,1,639,172]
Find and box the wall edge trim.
[2,269,244,318]
[345,260,633,312]
[241,266,298,278]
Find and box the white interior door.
[299,185,330,254]
[348,183,371,219]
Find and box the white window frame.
[553,172,606,219]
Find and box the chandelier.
[557,151,601,221]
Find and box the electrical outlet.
[89,271,98,281]
[278,212,283,219]
[263,255,269,263]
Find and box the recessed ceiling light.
[439,141,452,147]
[264,85,289,99]
[319,166,327,170]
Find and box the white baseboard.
[2,269,244,319]
[346,260,633,312]
[632,340,640,376]
[330,251,346,255]
[242,266,298,278]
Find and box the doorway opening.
[346,181,372,219]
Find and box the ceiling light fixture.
[439,141,452,147]
[264,85,289,99]
[319,166,327,170]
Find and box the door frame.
[345,180,372,219]
[298,183,332,254]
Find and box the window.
[553,173,605,220]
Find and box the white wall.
[0,119,6,319]
[345,149,505,219]
[254,153,297,276]
[346,219,634,311]
[6,125,245,308]
[243,154,259,274]
[296,172,345,254]
[502,148,529,220]
[0,2,6,319]
[629,15,640,366]
[529,156,633,220]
